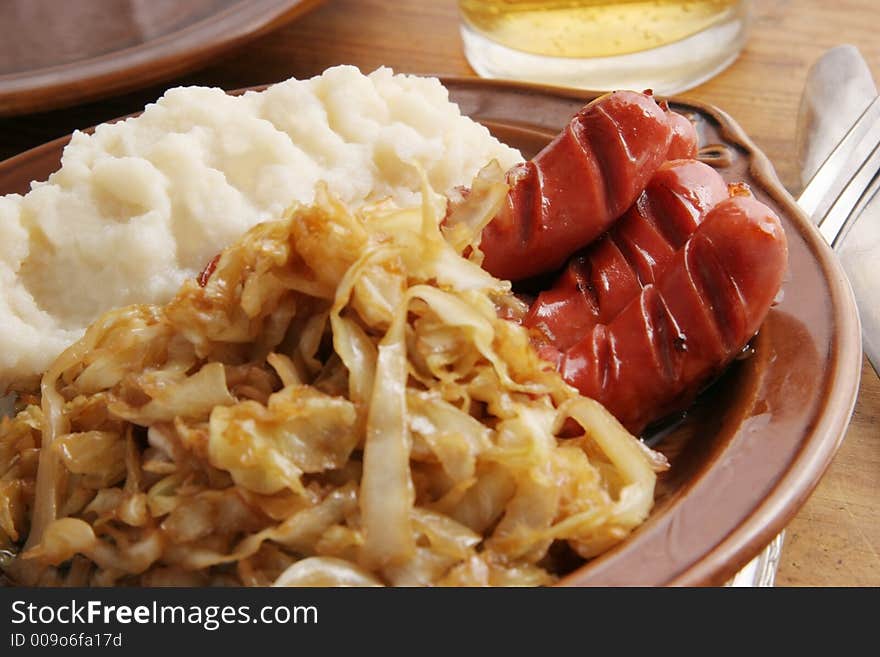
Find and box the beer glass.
[459,0,750,94]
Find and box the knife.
[796,45,879,373]
[796,45,877,192]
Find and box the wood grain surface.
[0,0,876,586]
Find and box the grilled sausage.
[665,107,699,160]
[480,90,678,281]
[541,195,788,434]
[524,159,728,351]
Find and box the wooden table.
[1,0,877,586]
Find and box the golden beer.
[458,0,749,93]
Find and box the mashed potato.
[0,66,522,390]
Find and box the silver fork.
[798,92,880,372]
[799,94,880,245]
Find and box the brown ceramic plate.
[0,0,325,117]
[0,78,862,586]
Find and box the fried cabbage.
[0,165,662,586]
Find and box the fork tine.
[819,139,880,245]
[798,94,880,223]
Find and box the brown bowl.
[0,78,862,586]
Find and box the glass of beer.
[459,0,750,94]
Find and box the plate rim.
[0,76,863,587]
[0,0,325,117]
